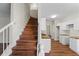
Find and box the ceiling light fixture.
[50,15,57,18]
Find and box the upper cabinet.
[74,24,79,30]
[60,25,67,30]
[73,19,79,30]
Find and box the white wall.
[30,3,38,18]
[0,3,10,29]
[11,3,30,44]
[30,10,38,18]
[40,18,47,34]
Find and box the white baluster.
[3,31,5,51]
[6,28,8,47]
[8,27,9,45]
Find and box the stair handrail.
[0,20,15,33]
[0,20,15,53]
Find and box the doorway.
[56,26,60,40]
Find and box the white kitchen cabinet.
[69,38,77,52]
[59,36,69,45]
[60,25,67,30]
[74,24,79,30]
[59,36,62,44]
[69,38,79,55]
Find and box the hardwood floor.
[45,39,78,56]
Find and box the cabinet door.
[69,38,77,52]
[60,36,69,45]
[60,26,67,30]
[59,36,62,44]
[74,24,79,30]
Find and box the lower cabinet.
[69,38,79,55]
[69,38,77,52]
[59,36,69,45]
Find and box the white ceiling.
[39,3,79,21]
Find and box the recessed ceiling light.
[50,15,57,18]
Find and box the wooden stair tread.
[26,24,38,27]
[25,26,37,28]
[17,40,37,43]
[20,37,37,40]
[20,35,37,39]
[22,32,37,34]
[25,25,37,27]
[20,35,37,38]
[28,20,37,24]
[24,28,37,31]
[27,23,38,25]
[24,30,37,32]
[13,46,36,50]
[12,50,36,56]
[16,43,36,47]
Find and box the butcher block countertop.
[60,34,69,36]
[41,34,49,39]
[69,35,79,39]
[60,33,79,39]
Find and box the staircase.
[12,17,38,56]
